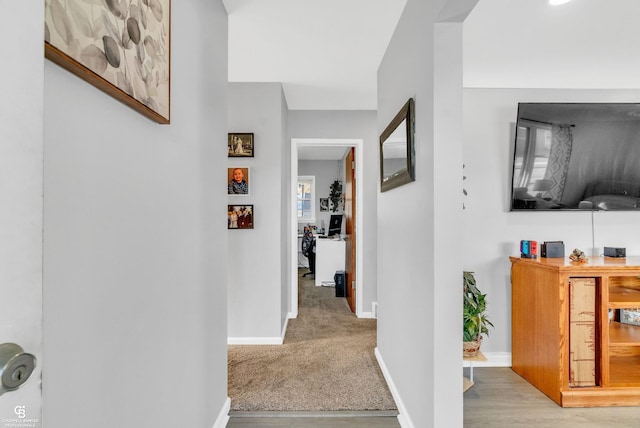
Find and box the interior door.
[344,148,356,313]
[1,6,43,423]
[0,153,42,423]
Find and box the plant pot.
[463,337,482,358]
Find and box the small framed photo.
[228,205,254,229]
[319,198,329,212]
[228,133,254,157]
[228,167,250,195]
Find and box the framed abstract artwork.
[44,0,171,124]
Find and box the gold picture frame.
[44,0,171,124]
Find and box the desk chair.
[301,227,316,277]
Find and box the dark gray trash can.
[334,270,346,297]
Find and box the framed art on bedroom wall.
[44,0,171,124]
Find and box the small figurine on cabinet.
[569,248,587,263]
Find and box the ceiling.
[224,0,640,112]
[464,0,640,90]
[223,0,407,111]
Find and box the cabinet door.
[568,278,597,387]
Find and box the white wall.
[376,1,472,427]
[43,2,230,427]
[463,88,640,356]
[0,2,44,424]
[227,83,289,342]
[289,110,378,313]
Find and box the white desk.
[315,238,346,286]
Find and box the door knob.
[0,343,36,395]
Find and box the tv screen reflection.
[511,103,640,211]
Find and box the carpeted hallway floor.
[227,269,397,412]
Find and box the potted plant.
[329,179,343,212]
[463,271,493,357]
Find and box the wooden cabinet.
[510,256,640,407]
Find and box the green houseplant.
[463,271,493,357]
[329,179,343,212]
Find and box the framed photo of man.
[228,167,250,195]
[228,133,254,157]
[228,205,254,230]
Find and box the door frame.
[289,138,364,318]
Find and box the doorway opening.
[289,138,364,319]
[227,137,396,413]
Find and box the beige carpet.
[228,270,397,411]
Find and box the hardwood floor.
[227,411,400,427]
[464,367,640,427]
[228,368,640,427]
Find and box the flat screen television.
[510,103,640,211]
[328,214,343,237]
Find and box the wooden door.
[344,148,356,313]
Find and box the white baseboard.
[375,347,414,428]
[374,348,510,428]
[212,397,230,428]
[281,317,289,340]
[463,352,511,367]
[228,318,289,345]
[228,337,283,345]
[358,302,377,319]
[287,311,297,319]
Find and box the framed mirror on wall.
[379,98,415,192]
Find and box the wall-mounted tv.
[510,103,640,211]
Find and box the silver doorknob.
[0,343,36,395]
